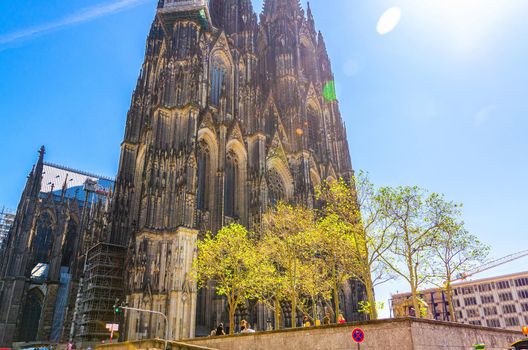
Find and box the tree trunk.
[411,286,421,319]
[333,285,340,323]
[365,276,378,320]
[291,294,297,328]
[445,280,456,322]
[274,297,281,330]
[312,295,317,325]
[229,300,235,335]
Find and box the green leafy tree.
[431,222,490,321]
[262,202,317,328]
[378,186,459,318]
[194,224,258,334]
[297,237,333,324]
[252,240,288,330]
[313,214,360,322]
[316,172,395,320]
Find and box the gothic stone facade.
[111,0,363,340]
[0,0,365,345]
[0,148,113,346]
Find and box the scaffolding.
[76,242,125,342]
[158,0,212,31]
[0,207,15,249]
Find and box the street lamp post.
[119,306,170,350]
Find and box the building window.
[515,278,528,287]
[61,219,77,268]
[467,309,480,318]
[31,212,54,266]
[521,303,528,312]
[210,58,228,107]
[483,306,498,316]
[224,153,238,218]
[457,311,463,319]
[268,168,286,206]
[469,320,482,326]
[499,292,514,302]
[462,287,474,295]
[502,304,517,314]
[497,280,510,289]
[518,290,528,299]
[505,317,520,327]
[481,295,495,304]
[464,297,477,306]
[306,108,320,154]
[19,289,44,341]
[525,316,528,325]
[478,283,493,292]
[487,319,501,328]
[197,143,210,211]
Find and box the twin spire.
[262,0,303,19]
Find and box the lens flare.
[377,7,401,35]
[323,80,337,102]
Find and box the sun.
[377,7,402,35]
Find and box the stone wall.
[184,318,522,350]
[97,339,217,350]
[97,318,524,350]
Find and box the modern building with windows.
[391,271,528,331]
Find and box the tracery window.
[224,152,238,218]
[61,219,77,268]
[210,57,228,106]
[33,212,54,265]
[301,44,315,78]
[19,289,43,341]
[197,142,210,211]
[268,168,285,206]
[306,107,320,153]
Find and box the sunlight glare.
[377,7,402,35]
[403,0,523,55]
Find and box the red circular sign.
[352,328,365,343]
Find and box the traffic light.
[113,302,121,314]
[522,325,528,336]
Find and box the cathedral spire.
[305,2,317,39]
[29,145,45,198]
[210,0,256,36]
[263,0,303,20]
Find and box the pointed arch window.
[32,212,54,265]
[19,288,44,341]
[268,168,286,206]
[197,143,210,211]
[61,219,77,268]
[224,152,238,218]
[210,57,228,107]
[306,107,320,154]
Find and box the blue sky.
[1,0,527,317]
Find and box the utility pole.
[118,305,170,350]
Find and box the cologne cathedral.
[0,0,364,346]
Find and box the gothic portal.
[111,0,363,339]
